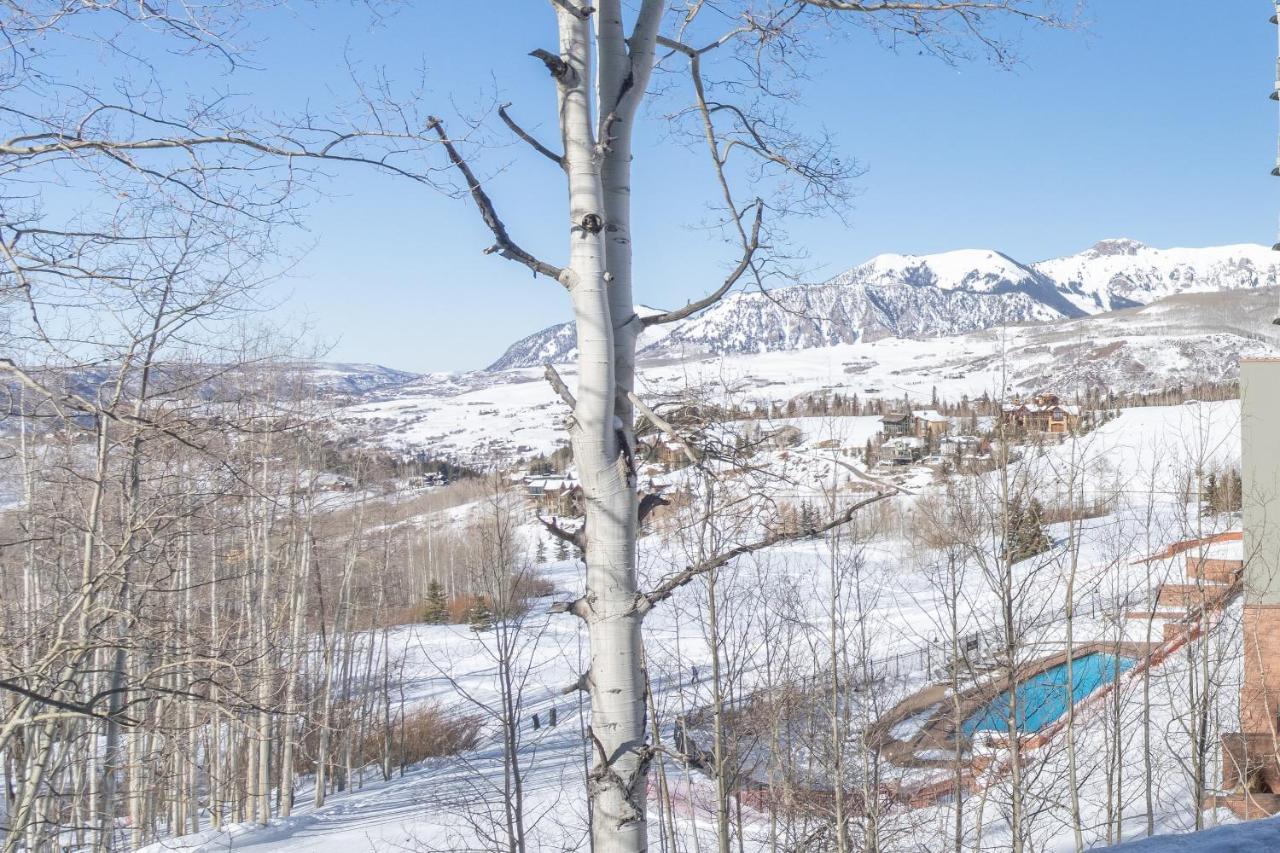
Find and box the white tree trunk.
[549,5,662,849]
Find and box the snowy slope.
[146,401,1252,853]
[1104,818,1280,851]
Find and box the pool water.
[962,652,1135,736]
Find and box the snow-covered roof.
[525,475,578,489]
[884,436,925,449]
[1002,402,1080,415]
[912,410,949,423]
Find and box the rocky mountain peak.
[1087,238,1147,257]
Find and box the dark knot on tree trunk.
[529,49,577,86]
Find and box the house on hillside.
[939,435,981,459]
[880,436,925,466]
[524,473,582,514]
[881,412,914,438]
[1000,393,1081,435]
[882,410,951,440]
[912,410,951,440]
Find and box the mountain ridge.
[488,240,1280,371]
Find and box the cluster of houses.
[515,392,1083,509]
[876,392,1080,467]
[521,473,582,514]
[878,410,965,466]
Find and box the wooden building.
[999,393,1080,435]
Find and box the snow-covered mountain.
[488,241,1280,370]
[1032,239,1280,313]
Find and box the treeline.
[0,360,551,850]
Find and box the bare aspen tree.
[425,3,1073,848]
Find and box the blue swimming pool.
[962,652,1135,736]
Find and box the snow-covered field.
[335,287,1276,467]
[139,398,1266,852]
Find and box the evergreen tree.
[421,579,449,625]
[535,539,547,564]
[1024,498,1051,554]
[468,596,494,632]
[556,538,569,561]
[800,500,818,535]
[1203,472,1218,517]
[1006,497,1051,562]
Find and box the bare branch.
[537,514,585,550]
[0,678,138,726]
[643,199,763,327]
[497,103,564,167]
[550,0,596,20]
[426,116,565,283]
[634,491,893,614]
[544,363,578,408]
[628,391,701,465]
[638,491,672,523]
[529,48,579,87]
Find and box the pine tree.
[1203,472,1218,517]
[1007,497,1051,562]
[468,596,494,632]
[800,500,818,535]
[535,539,547,564]
[421,579,449,624]
[1024,498,1051,556]
[555,538,569,561]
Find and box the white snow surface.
[142,399,1264,852]
[1104,817,1280,851]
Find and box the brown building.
[912,410,951,440]
[880,412,913,438]
[880,410,951,441]
[524,474,581,515]
[999,393,1080,435]
[1220,360,1280,818]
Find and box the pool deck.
[873,640,1157,771]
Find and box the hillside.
[341,286,1280,465]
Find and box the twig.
[498,103,564,167]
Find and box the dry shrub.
[394,704,483,765]
[448,593,487,624]
[1039,496,1113,525]
[511,571,554,602]
[295,703,481,773]
[358,568,555,629]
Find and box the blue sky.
[225,2,1276,372]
